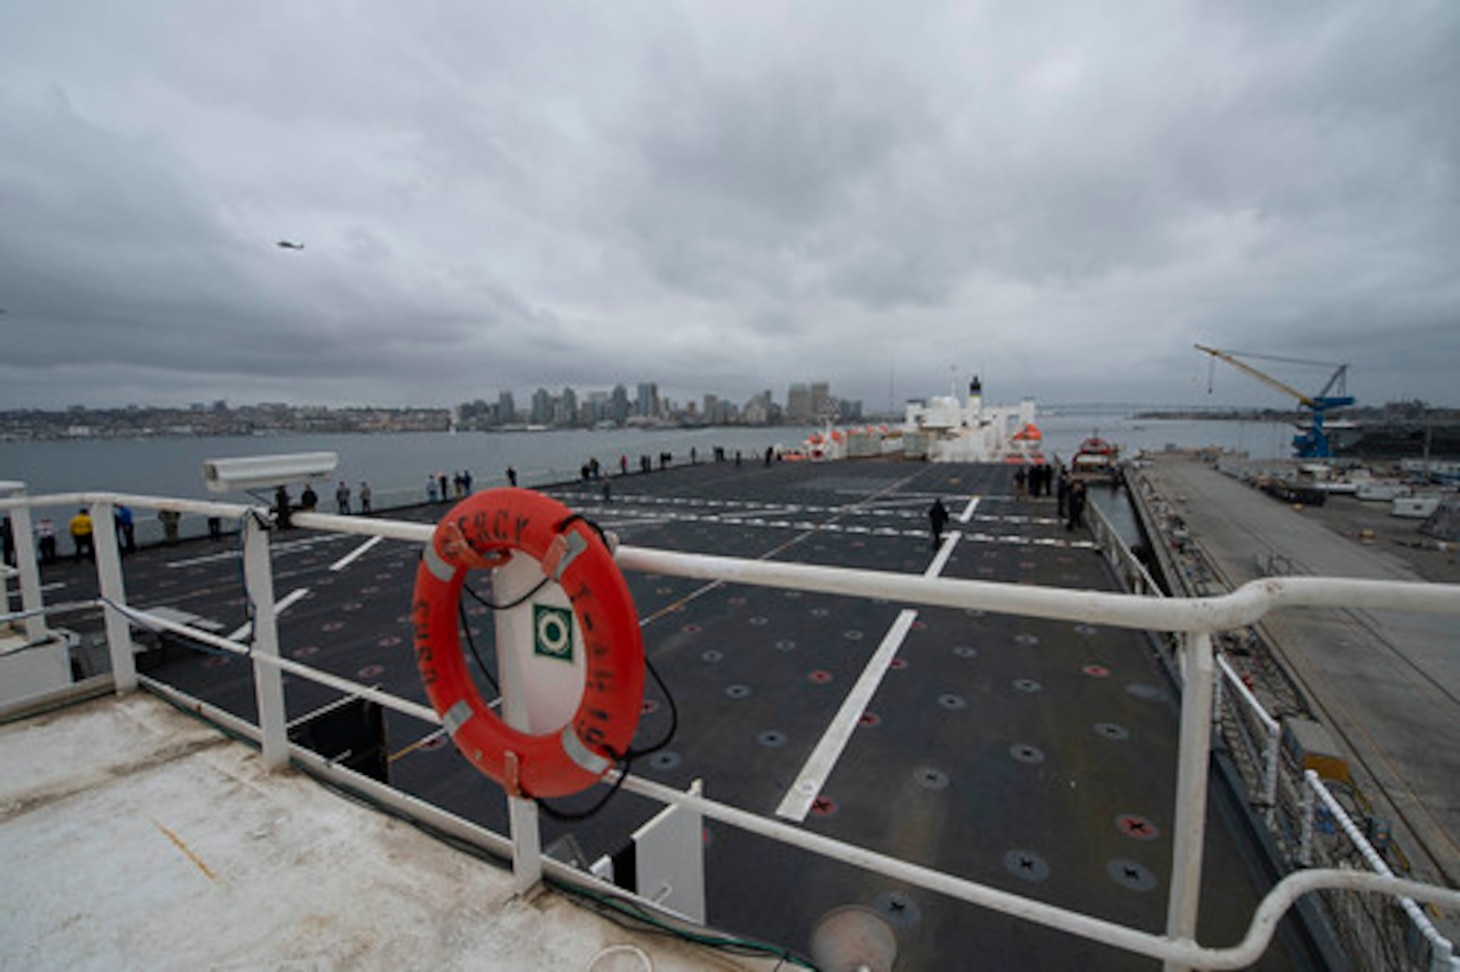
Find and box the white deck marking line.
[776,495,976,822]
[330,535,383,572]
[226,587,310,642]
[924,530,963,577]
[166,535,345,569]
[166,550,241,568]
[594,517,674,531]
[776,608,918,821]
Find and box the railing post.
[494,554,544,894]
[242,512,289,770]
[508,792,543,895]
[1,485,48,645]
[91,500,139,693]
[1163,629,1216,972]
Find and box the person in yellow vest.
[69,508,94,561]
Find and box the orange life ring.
[413,488,644,798]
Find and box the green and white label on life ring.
[533,604,575,662]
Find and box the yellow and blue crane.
[1195,344,1355,458]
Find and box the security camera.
[202,452,340,494]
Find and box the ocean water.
[1,414,1291,544]
[0,427,791,505]
[1034,412,1293,462]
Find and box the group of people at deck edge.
[3,452,1102,564]
[927,462,1088,550]
[272,480,372,528]
[1,504,182,565]
[264,447,730,531]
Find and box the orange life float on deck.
[412,488,644,799]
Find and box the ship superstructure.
[900,375,1042,463]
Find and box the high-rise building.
[610,384,630,425]
[497,390,517,425]
[810,382,831,419]
[530,388,554,425]
[743,390,775,425]
[787,383,811,423]
[558,387,578,426]
[636,382,659,418]
[585,390,609,426]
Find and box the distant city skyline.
[0,377,872,439]
[7,388,1449,443]
[463,378,863,428]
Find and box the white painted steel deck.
[0,690,758,971]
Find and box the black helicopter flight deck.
[41,458,1301,969]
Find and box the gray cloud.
[1,0,1457,412]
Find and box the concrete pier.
[1133,452,1460,891]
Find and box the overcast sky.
[2,1,1457,414]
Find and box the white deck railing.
[1081,482,1455,969]
[4,486,1460,972]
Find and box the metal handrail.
[20,605,1458,970]
[6,488,1460,971]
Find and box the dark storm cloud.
[1,0,1457,411]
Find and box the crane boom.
[1194,344,1315,407]
[1193,343,1355,458]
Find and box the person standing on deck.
[506,466,518,487]
[158,509,181,545]
[928,497,950,551]
[1056,469,1070,519]
[115,505,136,554]
[274,487,292,529]
[335,481,351,514]
[69,508,94,561]
[1067,479,1087,531]
[359,482,372,514]
[36,517,57,563]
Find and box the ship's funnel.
[809,905,898,972]
[967,374,984,425]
